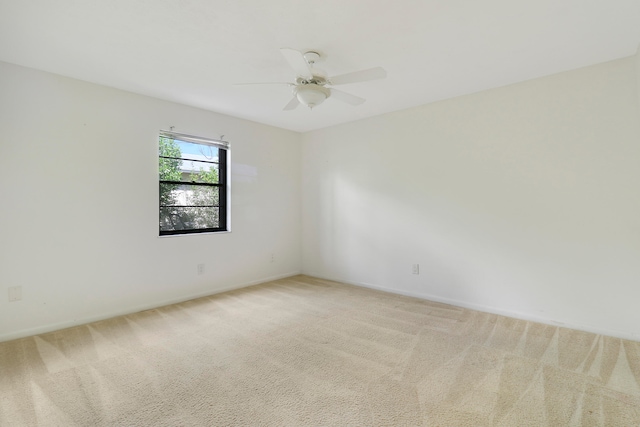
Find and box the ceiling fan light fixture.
[295,84,330,109]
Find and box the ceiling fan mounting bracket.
[303,51,321,65]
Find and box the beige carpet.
[1,275,639,426]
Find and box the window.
[158,130,229,235]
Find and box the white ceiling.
[1,1,639,133]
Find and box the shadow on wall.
[312,168,640,328]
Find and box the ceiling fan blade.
[283,96,300,111]
[234,82,293,86]
[329,89,365,106]
[280,48,313,80]
[329,67,387,85]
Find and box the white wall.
[302,56,640,340]
[0,61,302,341]
[636,44,640,116]
[3,54,640,343]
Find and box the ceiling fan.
[239,48,387,110]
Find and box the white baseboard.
[0,271,301,343]
[305,272,640,343]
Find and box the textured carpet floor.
[1,275,639,426]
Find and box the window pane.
[179,160,220,184]
[159,157,182,181]
[159,183,219,207]
[160,207,220,231]
[176,141,219,163]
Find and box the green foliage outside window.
[159,137,182,206]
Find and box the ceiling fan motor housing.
[296,75,327,85]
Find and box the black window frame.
[158,130,229,236]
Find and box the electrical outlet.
[197,264,205,275]
[270,253,275,263]
[8,286,22,302]
[412,264,420,275]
